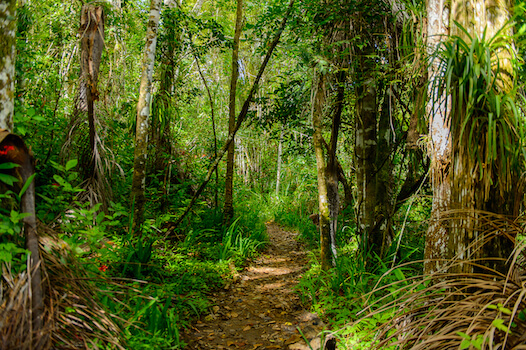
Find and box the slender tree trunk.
[79,5,104,182]
[131,0,162,233]
[20,146,44,344]
[195,56,219,207]
[0,0,16,132]
[322,138,352,209]
[326,69,346,265]
[355,43,378,258]
[275,123,284,195]
[155,10,180,212]
[223,0,243,225]
[312,72,332,271]
[424,0,450,276]
[371,85,394,258]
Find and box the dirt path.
[182,223,329,350]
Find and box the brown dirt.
[182,223,329,350]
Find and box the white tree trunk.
[275,123,284,195]
[424,0,450,275]
[0,0,16,132]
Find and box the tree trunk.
[424,0,450,276]
[154,8,181,212]
[312,72,332,271]
[326,69,346,266]
[223,0,243,225]
[0,0,16,132]
[131,0,162,233]
[78,5,104,182]
[195,55,219,207]
[275,123,284,195]
[355,43,378,258]
[371,85,394,258]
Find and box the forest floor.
[182,223,330,350]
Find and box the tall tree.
[131,0,162,233]
[0,0,16,132]
[223,0,244,225]
[353,3,383,259]
[424,0,450,275]
[311,71,333,271]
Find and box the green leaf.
[0,162,19,170]
[460,339,471,349]
[0,173,19,186]
[492,318,510,333]
[65,159,78,171]
[19,173,36,198]
[53,174,65,185]
[17,125,27,136]
[393,268,405,281]
[0,250,13,263]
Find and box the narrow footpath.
[182,223,330,350]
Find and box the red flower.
[0,145,15,156]
[98,265,108,272]
[52,183,60,188]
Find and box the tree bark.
[0,0,16,132]
[424,0,450,276]
[371,85,394,258]
[325,69,346,266]
[312,72,332,271]
[131,0,162,233]
[275,123,284,195]
[78,5,104,182]
[355,42,378,258]
[195,55,219,207]
[223,0,243,225]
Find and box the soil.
[182,223,331,350]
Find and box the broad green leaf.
[65,159,78,171]
[0,162,19,170]
[0,173,19,186]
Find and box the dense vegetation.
[1,0,526,349]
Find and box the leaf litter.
[182,223,327,350]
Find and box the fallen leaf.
[285,335,302,345]
[242,325,251,331]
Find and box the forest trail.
[182,223,329,350]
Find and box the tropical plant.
[431,21,525,273]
